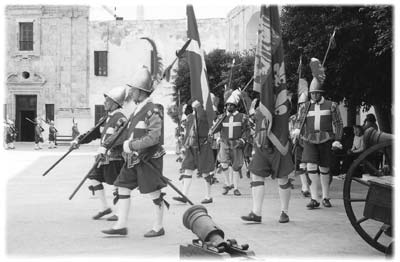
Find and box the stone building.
[5,5,227,149]
[5,5,90,142]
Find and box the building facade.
[5,5,228,149]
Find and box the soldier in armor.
[293,58,343,209]
[34,118,44,150]
[210,89,249,196]
[48,120,58,149]
[71,86,127,221]
[173,97,216,204]
[5,119,16,149]
[102,67,167,237]
[289,85,311,197]
[241,98,294,223]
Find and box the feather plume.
[140,37,163,85]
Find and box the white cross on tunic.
[222,115,242,138]
[307,104,331,131]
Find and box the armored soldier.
[293,58,343,209]
[241,98,294,223]
[48,120,58,149]
[173,98,216,204]
[4,119,16,149]
[71,86,127,221]
[289,80,311,197]
[210,89,249,196]
[102,67,167,237]
[34,118,44,150]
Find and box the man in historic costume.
[71,86,127,221]
[289,79,311,197]
[34,117,44,150]
[210,89,249,196]
[102,67,167,237]
[72,122,80,140]
[293,58,343,209]
[173,98,216,204]
[48,120,58,149]
[5,119,16,149]
[240,97,294,224]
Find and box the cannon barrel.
[363,127,392,148]
[182,205,227,249]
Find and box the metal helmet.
[104,86,126,108]
[309,77,324,93]
[126,66,153,93]
[297,78,309,104]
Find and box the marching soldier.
[210,89,249,196]
[241,98,294,223]
[289,82,311,197]
[102,67,167,237]
[34,118,44,150]
[4,119,16,149]
[173,98,216,204]
[48,120,58,149]
[293,58,343,209]
[71,86,127,221]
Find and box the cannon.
[343,127,393,255]
[180,205,256,259]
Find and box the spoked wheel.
[343,140,393,254]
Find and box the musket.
[240,76,254,93]
[68,116,129,200]
[26,117,45,132]
[42,115,107,177]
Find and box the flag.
[253,5,291,155]
[186,5,215,128]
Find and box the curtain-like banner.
[253,5,290,155]
[186,5,215,128]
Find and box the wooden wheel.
[343,140,393,254]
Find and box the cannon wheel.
[343,140,393,254]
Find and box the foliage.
[281,6,392,131]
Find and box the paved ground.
[3,142,391,260]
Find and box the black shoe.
[106,215,118,221]
[301,190,311,197]
[201,198,213,204]
[233,189,241,196]
[279,211,289,223]
[322,198,332,208]
[102,227,128,235]
[172,196,187,203]
[93,208,112,220]
[144,228,165,237]
[222,186,232,195]
[241,212,262,223]
[306,199,320,210]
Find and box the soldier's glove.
[123,140,133,153]
[191,100,201,109]
[234,139,245,149]
[70,139,80,149]
[332,141,343,150]
[292,128,301,138]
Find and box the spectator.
[363,113,378,131]
[341,125,364,178]
[72,122,80,140]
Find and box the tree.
[281,6,393,132]
[168,49,255,123]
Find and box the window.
[95,105,106,124]
[94,51,108,76]
[19,22,33,51]
[45,104,54,122]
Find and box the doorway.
[15,95,37,141]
